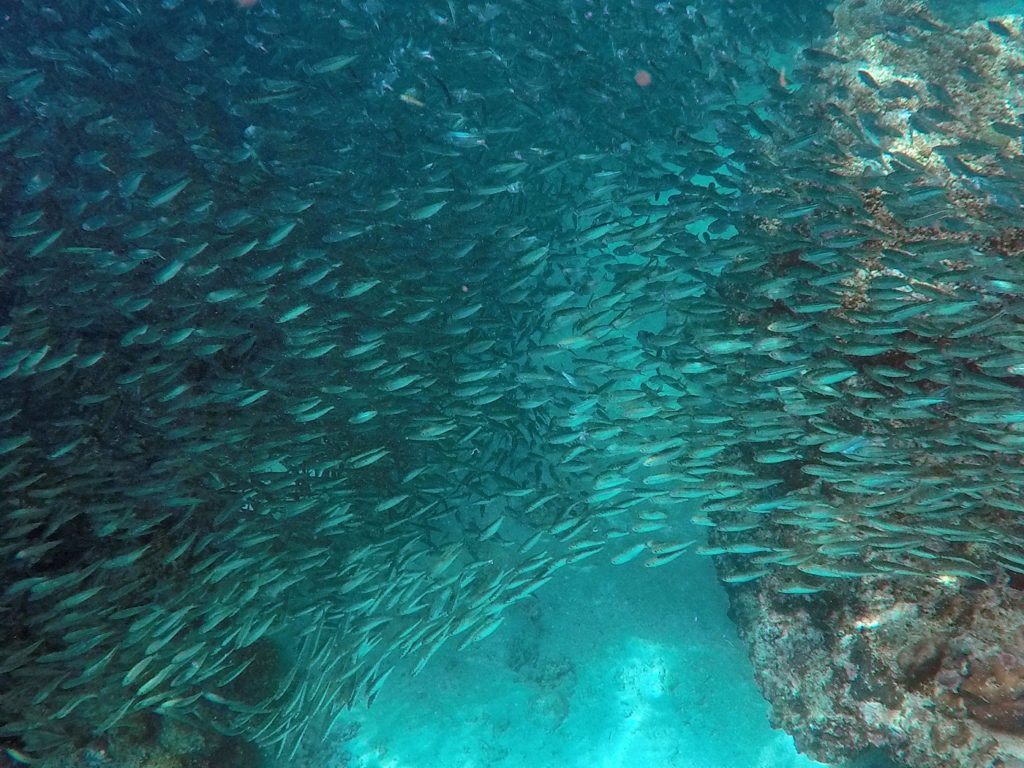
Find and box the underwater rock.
[720,566,1024,767]
[822,0,1024,193]
[704,5,1024,760]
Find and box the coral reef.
[818,0,1024,190]
[715,4,1024,763]
[720,566,1024,767]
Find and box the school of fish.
[2,0,1024,761]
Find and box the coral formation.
[820,0,1024,190]
[718,6,1024,762]
[720,568,1024,767]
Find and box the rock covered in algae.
[820,0,1024,186]
[704,2,1024,765]
[720,569,1024,768]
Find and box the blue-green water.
[1,1,1023,767]
[325,553,826,768]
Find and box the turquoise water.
[1,1,1022,767]
[938,1,1022,25]
[326,555,827,768]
